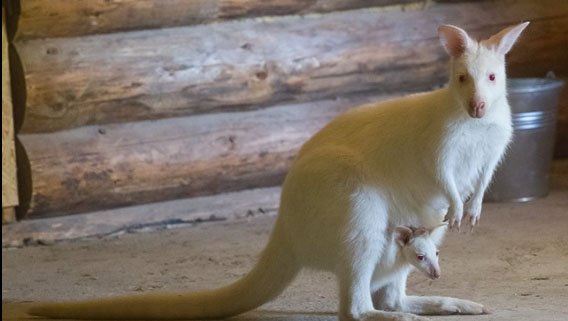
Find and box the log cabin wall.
[5,0,568,219]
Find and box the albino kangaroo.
[392,225,446,282]
[29,22,529,321]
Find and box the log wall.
[12,0,420,40]
[12,0,568,134]
[19,95,385,217]
[6,0,568,219]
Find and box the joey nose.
[430,268,441,279]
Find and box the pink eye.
[417,255,425,261]
[458,74,466,83]
[489,73,496,81]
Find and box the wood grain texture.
[3,159,568,245]
[2,8,19,213]
[13,0,568,133]
[3,186,281,246]
[13,0,419,40]
[2,207,16,225]
[17,94,390,218]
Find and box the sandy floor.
[3,166,568,321]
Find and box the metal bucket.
[485,77,565,202]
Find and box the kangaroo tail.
[28,226,298,320]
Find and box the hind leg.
[372,269,486,315]
[339,256,430,321]
[338,241,430,321]
[338,189,429,321]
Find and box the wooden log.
[2,8,19,218]
[17,94,391,219]
[6,159,568,245]
[13,0,568,134]
[3,186,281,246]
[13,0,419,40]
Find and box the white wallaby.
[29,22,529,321]
[393,225,446,282]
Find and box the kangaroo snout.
[468,100,486,118]
[430,268,441,280]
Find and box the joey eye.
[489,73,496,81]
[416,255,425,261]
[436,250,440,257]
[458,74,466,83]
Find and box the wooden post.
[2,7,19,223]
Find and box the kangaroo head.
[438,22,529,119]
[395,224,447,280]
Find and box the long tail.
[28,226,298,319]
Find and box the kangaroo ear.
[429,224,448,247]
[438,24,472,58]
[395,226,413,247]
[413,227,428,236]
[483,22,530,55]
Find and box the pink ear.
[483,22,530,55]
[395,226,413,247]
[438,24,472,58]
[413,227,428,236]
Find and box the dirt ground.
[3,164,568,321]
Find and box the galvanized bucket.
[485,77,565,202]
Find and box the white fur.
[394,225,445,280]
[28,23,529,321]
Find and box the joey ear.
[413,227,428,236]
[483,22,530,55]
[395,226,413,247]
[438,24,472,58]
[429,224,448,247]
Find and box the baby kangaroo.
[394,225,445,281]
[29,22,529,321]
